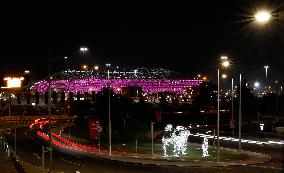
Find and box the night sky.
[0,1,283,88]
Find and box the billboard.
[1,77,24,88]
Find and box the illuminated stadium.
[31,67,203,95]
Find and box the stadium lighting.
[80,47,88,65]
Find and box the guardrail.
[0,136,26,173]
[0,114,72,123]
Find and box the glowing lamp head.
[220,56,228,60]
[94,65,99,70]
[221,74,228,79]
[255,10,271,24]
[222,60,230,68]
[264,65,269,69]
[254,82,260,88]
[80,47,88,52]
[82,64,88,70]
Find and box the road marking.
[59,157,85,167]
[32,152,41,160]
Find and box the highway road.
[3,127,283,173]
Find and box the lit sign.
[1,77,24,88]
[260,123,264,131]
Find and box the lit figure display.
[202,137,209,157]
[162,124,190,157]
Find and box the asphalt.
[0,123,281,173]
[0,150,17,173]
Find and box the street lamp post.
[238,74,242,151]
[264,65,269,90]
[217,68,220,162]
[64,56,68,70]
[42,145,48,173]
[106,64,112,155]
[151,121,154,156]
[14,127,16,156]
[48,58,53,173]
[231,78,234,137]
[217,56,230,162]
[47,56,67,172]
[80,47,88,66]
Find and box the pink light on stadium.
[31,79,202,94]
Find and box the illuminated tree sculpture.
[202,137,209,157]
[162,124,190,157]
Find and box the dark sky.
[0,1,283,88]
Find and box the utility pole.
[106,65,112,155]
[275,81,279,122]
[14,127,16,156]
[42,146,47,173]
[48,58,53,172]
[238,74,242,151]
[231,78,234,137]
[217,69,220,162]
[8,91,11,117]
[151,121,154,156]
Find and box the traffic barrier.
[0,137,27,173]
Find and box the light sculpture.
[202,137,209,157]
[162,124,190,157]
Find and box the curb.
[89,147,272,168]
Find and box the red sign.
[155,111,161,122]
[88,119,102,140]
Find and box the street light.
[48,56,67,172]
[82,64,88,70]
[264,65,269,79]
[80,47,88,67]
[238,73,242,151]
[264,65,269,89]
[94,65,99,71]
[217,56,230,162]
[254,10,271,24]
[231,78,234,137]
[254,82,260,88]
[220,56,228,60]
[221,74,228,79]
[222,60,230,68]
[106,63,112,155]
